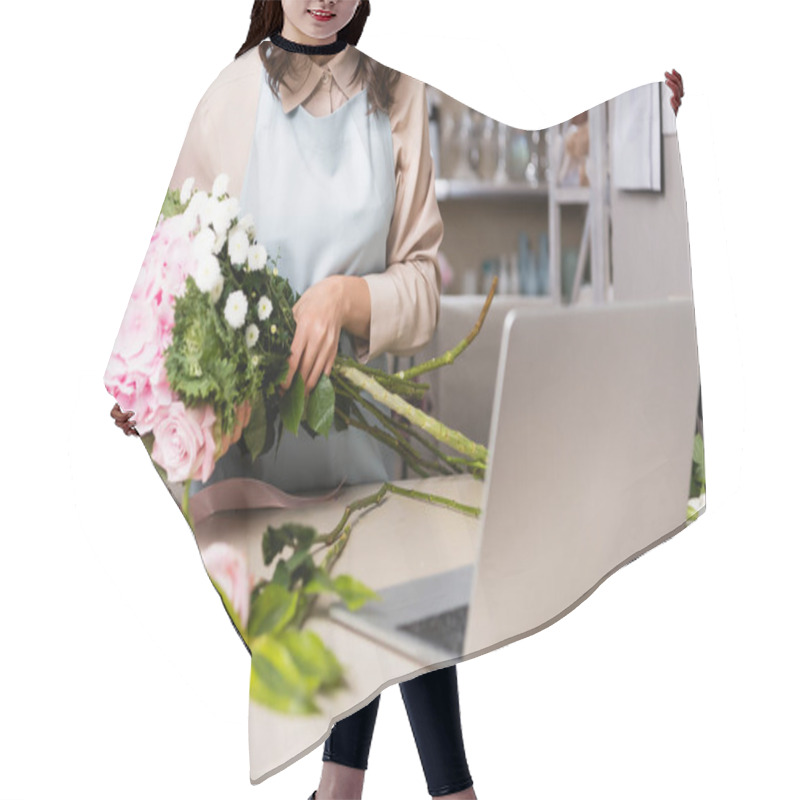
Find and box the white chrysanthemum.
[211,197,237,236]
[237,212,256,235]
[191,226,216,257]
[180,177,195,205]
[257,295,273,320]
[272,266,279,276]
[225,195,240,221]
[245,323,259,348]
[169,212,194,239]
[212,173,230,198]
[224,290,248,329]
[247,243,267,272]
[212,230,226,255]
[228,229,249,266]
[195,252,222,293]
[200,195,222,229]
[185,191,210,231]
[209,276,224,304]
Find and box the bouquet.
[105,173,492,514]
[105,174,498,714]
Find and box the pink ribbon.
[188,475,348,526]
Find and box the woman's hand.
[280,275,347,396]
[111,402,139,437]
[665,69,684,115]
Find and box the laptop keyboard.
[397,604,469,655]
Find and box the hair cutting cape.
[103,37,706,785]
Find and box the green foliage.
[689,432,705,499]
[262,522,317,566]
[306,373,335,437]
[304,567,382,611]
[243,388,268,463]
[248,582,298,638]
[249,628,344,714]
[279,371,305,435]
[160,187,187,220]
[163,276,261,436]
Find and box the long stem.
[182,479,194,528]
[395,275,498,381]
[298,481,481,627]
[332,372,458,476]
[334,406,433,477]
[335,364,489,464]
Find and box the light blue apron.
[190,60,399,496]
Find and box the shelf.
[435,178,548,201]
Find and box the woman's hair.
[235,1,401,116]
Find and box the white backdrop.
[1,1,797,798]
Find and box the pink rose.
[201,542,254,630]
[150,401,218,483]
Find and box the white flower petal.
[212,173,230,198]
[224,290,248,329]
[180,176,195,205]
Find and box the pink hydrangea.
[105,216,201,434]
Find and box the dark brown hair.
[235,1,401,116]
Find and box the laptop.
[328,298,700,665]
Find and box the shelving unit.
[432,102,612,307]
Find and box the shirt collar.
[276,42,361,114]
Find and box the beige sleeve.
[351,73,444,364]
[168,91,220,195]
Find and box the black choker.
[270,31,348,54]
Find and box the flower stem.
[181,479,194,528]
[298,481,481,627]
[335,364,489,464]
[395,276,498,381]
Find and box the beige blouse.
[169,40,443,365]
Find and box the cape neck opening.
[269,31,348,55]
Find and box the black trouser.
[323,664,474,797]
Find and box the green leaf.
[243,389,268,462]
[279,372,305,435]
[247,582,299,638]
[285,547,312,577]
[262,524,293,566]
[263,523,317,569]
[287,523,318,550]
[331,574,382,611]
[278,628,344,691]
[272,560,291,589]
[693,432,705,472]
[249,633,320,714]
[306,373,335,438]
[303,567,336,595]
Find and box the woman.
[113,1,477,797]
[110,2,686,797]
